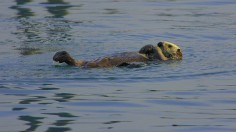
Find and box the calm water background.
[0,0,236,131]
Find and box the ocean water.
[0,0,236,131]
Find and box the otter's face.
[157,41,182,60]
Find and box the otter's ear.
[139,45,155,55]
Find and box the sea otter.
[53,41,182,68]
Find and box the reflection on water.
[11,0,73,55]
[10,0,34,18]
[42,0,72,18]
[54,93,77,102]
[3,87,78,132]
[1,0,236,132]
[19,115,45,132]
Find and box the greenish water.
[0,0,236,131]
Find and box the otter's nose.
[158,42,163,47]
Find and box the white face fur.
[158,41,182,60]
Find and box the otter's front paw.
[139,45,155,54]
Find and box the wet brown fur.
[53,41,182,68]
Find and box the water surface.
[0,0,236,131]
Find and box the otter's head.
[53,51,75,65]
[157,41,182,60]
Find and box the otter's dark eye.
[158,42,163,47]
[168,45,173,48]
